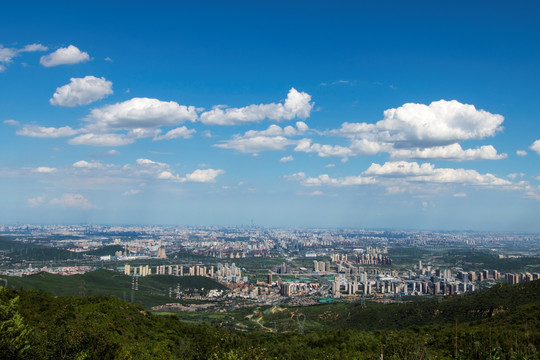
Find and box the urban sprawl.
[1,224,538,311]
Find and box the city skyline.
[1,1,540,231]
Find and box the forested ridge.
[1,280,539,359]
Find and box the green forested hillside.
[0,237,77,261]
[1,280,539,359]
[2,269,226,308]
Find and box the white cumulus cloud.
[28,196,45,208]
[157,171,180,181]
[323,100,506,161]
[294,138,390,158]
[516,150,528,156]
[135,158,168,168]
[68,133,134,146]
[49,193,95,209]
[73,160,104,169]
[215,122,308,153]
[50,76,113,107]
[34,167,57,173]
[364,161,511,186]
[157,168,225,183]
[508,173,524,180]
[530,139,540,155]
[216,135,294,153]
[20,43,48,52]
[301,174,376,187]
[40,45,90,67]
[297,190,324,196]
[284,172,306,181]
[126,128,161,139]
[389,144,507,161]
[1,43,47,71]
[331,122,377,138]
[0,46,17,71]
[14,89,314,149]
[280,155,294,163]
[85,97,197,130]
[200,88,313,125]
[386,186,406,194]
[285,172,376,187]
[184,169,225,183]
[285,160,518,198]
[376,100,504,146]
[295,139,354,158]
[153,126,196,141]
[17,125,79,138]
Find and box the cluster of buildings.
[323,265,530,299]
[312,249,393,278]
[313,260,331,273]
[507,272,540,284]
[330,247,391,265]
[122,262,247,284]
[273,263,293,274]
[0,265,92,277]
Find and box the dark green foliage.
[386,246,430,265]
[0,287,32,359]
[0,281,538,359]
[3,269,226,308]
[0,237,76,262]
[440,249,540,272]
[84,245,125,257]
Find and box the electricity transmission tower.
[296,313,305,334]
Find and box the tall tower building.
[280,283,291,296]
[332,277,341,298]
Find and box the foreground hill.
[1,280,538,359]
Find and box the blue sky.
[1,1,540,231]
